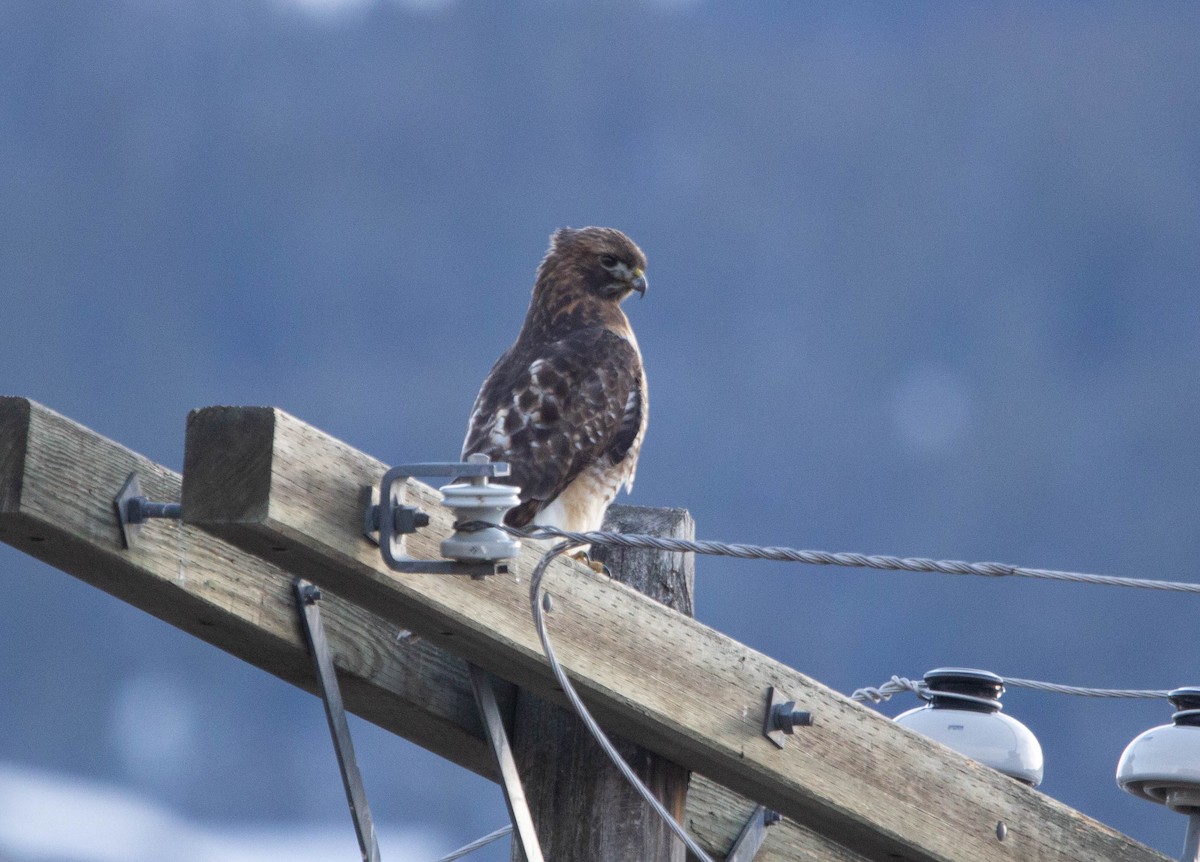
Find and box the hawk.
[462,227,649,537]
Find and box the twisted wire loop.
[850,675,1170,704]
[485,524,1200,594]
[851,676,926,704]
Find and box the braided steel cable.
[486,524,1200,594]
[851,674,1170,704]
[433,825,512,862]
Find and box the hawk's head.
[523,227,649,339]
[545,227,648,302]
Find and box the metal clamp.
[295,580,381,862]
[364,457,521,577]
[467,664,545,862]
[726,804,781,862]
[764,686,813,749]
[113,472,182,549]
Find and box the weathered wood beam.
[0,397,854,862]
[181,405,1168,862]
[509,505,694,862]
[0,396,491,774]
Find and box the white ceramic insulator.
[1118,723,1200,812]
[438,481,522,562]
[895,704,1045,786]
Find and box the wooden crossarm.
[178,404,1168,862]
[0,396,867,862]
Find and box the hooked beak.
[630,269,647,297]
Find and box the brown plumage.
[462,227,649,531]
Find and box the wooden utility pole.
[0,397,1174,862]
[509,505,694,862]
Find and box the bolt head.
[394,506,430,534]
[298,584,321,604]
[771,701,812,733]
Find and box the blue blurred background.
[2,1,1199,859]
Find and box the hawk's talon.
[571,550,610,576]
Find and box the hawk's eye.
[599,254,619,268]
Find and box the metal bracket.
[726,804,781,862]
[467,664,545,862]
[113,472,182,549]
[295,579,382,862]
[364,459,517,577]
[763,686,813,749]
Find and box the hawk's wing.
[462,327,644,527]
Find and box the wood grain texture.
[182,405,1169,862]
[509,504,694,862]
[0,396,29,517]
[0,397,854,862]
[0,396,492,777]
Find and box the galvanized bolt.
[126,498,183,523]
[395,507,430,534]
[297,583,321,604]
[769,701,813,734]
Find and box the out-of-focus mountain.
[2,1,1199,858]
